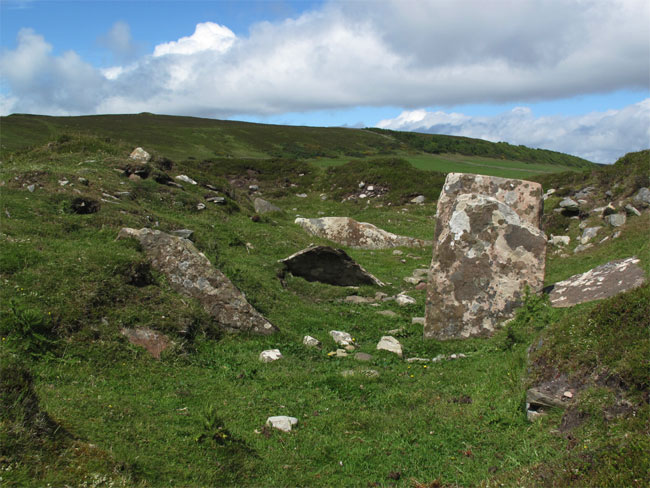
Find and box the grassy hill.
[0,113,595,177]
[0,124,647,486]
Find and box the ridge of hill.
[0,113,594,171]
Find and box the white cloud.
[377,99,650,164]
[98,20,138,63]
[153,22,236,57]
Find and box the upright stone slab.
[424,174,546,340]
[117,228,277,335]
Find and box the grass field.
[0,130,647,487]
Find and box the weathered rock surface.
[266,416,298,432]
[330,330,353,346]
[121,327,170,359]
[605,213,626,227]
[117,228,277,335]
[549,235,570,246]
[425,173,546,340]
[253,197,282,214]
[580,226,601,244]
[130,147,151,162]
[376,336,403,357]
[547,257,646,307]
[633,187,650,207]
[303,335,321,348]
[175,174,197,185]
[279,246,384,286]
[294,216,430,249]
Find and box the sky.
[1,0,649,164]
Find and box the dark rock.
[70,197,100,214]
[117,228,277,334]
[279,246,384,286]
[546,256,645,307]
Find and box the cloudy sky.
[1,0,648,163]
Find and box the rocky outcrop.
[279,246,384,286]
[425,174,546,340]
[294,216,430,249]
[117,228,277,335]
[546,257,645,308]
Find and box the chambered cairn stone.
[117,228,277,335]
[424,173,546,340]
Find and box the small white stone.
[259,349,283,363]
[329,330,353,346]
[303,335,321,348]
[563,391,573,399]
[175,174,197,185]
[395,294,416,306]
[376,336,403,357]
[266,416,298,432]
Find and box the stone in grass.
[395,293,416,306]
[259,349,283,363]
[130,147,151,162]
[121,327,170,359]
[341,369,379,378]
[377,310,398,318]
[605,213,626,227]
[580,226,601,244]
[412,317,425,325]
[330,330,353,346]
[266,416,298,432]
[625,204,641,217]
[406,357,430,363]
[170,229,194,240]
[175,174,198,185]
[633,187,650,207]
[254,197,282,214]
[376,336,403,357]
[303,335,321,348]
[354,352,373,362]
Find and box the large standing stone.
[546,257,646,307]
[117,228,277,335]
[294,216,430,249]
[279,246,384,286]
[425,174,546,340]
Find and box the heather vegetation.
[0,117,648,487]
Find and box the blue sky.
[1,0,649,163]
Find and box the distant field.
[308,152,582,178]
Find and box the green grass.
[0,133,647,487]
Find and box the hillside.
[0,113,595,174]
[0,126,647,487]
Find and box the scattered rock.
[377,310,398,318]
[266,416,298,432]
[345,295,375,304]
[296,193,308,198]
[559,198,579,214]
[546,256,646,307]
[70,197,100,215]
[580,226,602,244]
[175,174,197,185]
[633,187,650,207]
[259,349,283,363]
[602,203,617,216]
[330,330,353,346]
[392,250,403,256]
[605,213,626,227]
[303,335,322,348]
[525,388,568,421]
[254,197,282,214]
[59,179,69,186]
[376,336,403,357]
[542,188,556,200]
[279,245,384,287]
[196,203,206,210]
[574,186,595,199]
[294,216,431,249]
[425,173,545,340]
[354,352,373,362]
[248,184,259,191]
[333,349,348,358]
[410,195,425,204]
[549,235,570,246]
[27,184,35,192]
[117,228,277,335]
[121,327,170,359]
[341,368,379,378]
[411,317,425,325]
[130,147,151,162]
[395,293,416,306]
[406,357,430,363]
[613,230,622,239]
[206,196,226,204]
[625,204,641,217]
[573,243,593,254]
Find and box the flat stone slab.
[425,174,545,340]
[117,228,277,335]
[294,216,430,249]
[376,336,403,357]
[121,327,170,359]
[266,416,298,432]
[259,349,283,362]
[254,197,282,214]
[279,246,384,286]
[547,257,646,308]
